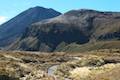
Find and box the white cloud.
[0,16,7,25]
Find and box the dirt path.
[3,55,21,61]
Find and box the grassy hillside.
[55,41,120,52]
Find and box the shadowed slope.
[0,6,61,47]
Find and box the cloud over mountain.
[0,16,7,25]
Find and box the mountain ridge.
[8,9,120,52]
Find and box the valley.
[0,6,120,80]
[0,49,120,80]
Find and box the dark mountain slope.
[8,9,120,52]
[0,6,61,47]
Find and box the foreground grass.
[0,49,119,80]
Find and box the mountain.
[0,6,61,47]
[8,9,120,52]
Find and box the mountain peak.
[78,9,98,12]
[64,9,100,16]
[29,6,47,10]
[26,6,61,16]
[28,6,55,12]
[0,6,61,47]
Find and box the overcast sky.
[0,0,119,24]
